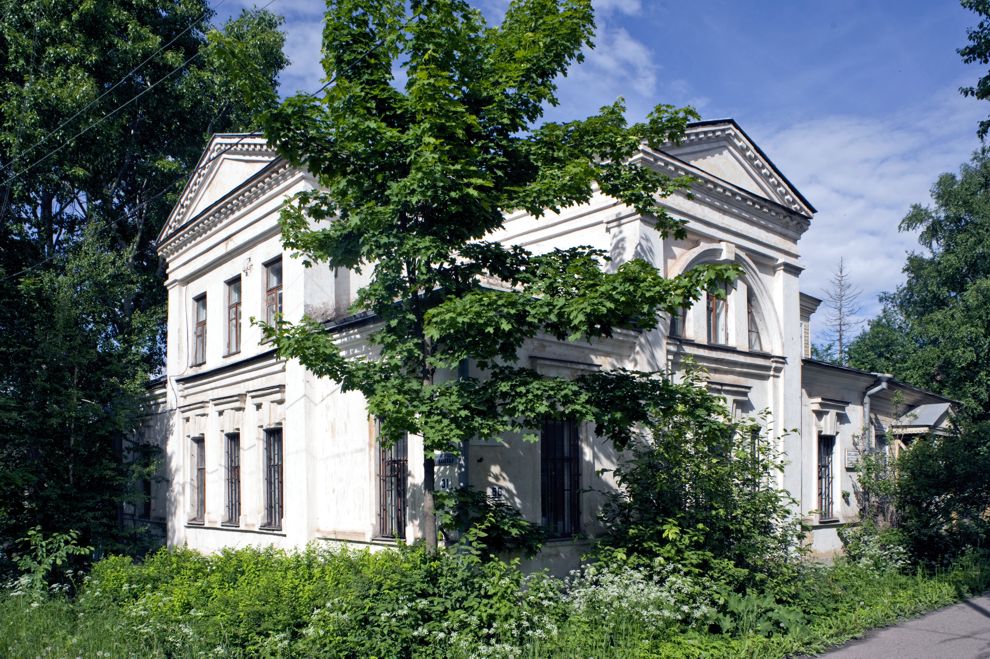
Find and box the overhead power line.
[1,5,417,285]
[0,0,234,177]
[0,0,278,189]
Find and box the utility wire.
[1,5,417,285]
[0,0,234,176]
[0,0,278,189]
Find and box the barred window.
[376,424,408,539]
[189,436,205,523]
[541,419,581,538]
[224,433,241,525]
[262,428,283,530]
[818,433,836,520]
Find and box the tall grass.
[1,546,988,658]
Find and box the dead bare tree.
[823,257,862,366]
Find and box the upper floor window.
[747,292,763,352]
[192,294,207,365]
[669,307,687,338]
[226,278,241,355]
[265,258,283,325]
[707,285,729,345]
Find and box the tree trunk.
[423,453,437,553]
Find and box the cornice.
[677,123,814,217]
[158,159,295,260]
[634,149,811,240]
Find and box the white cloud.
[754,88,985,340]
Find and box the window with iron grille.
[224,433,241,525]
[262,428,283,530]
[226,278,241,355]
[376,427,408,539]
[265,258,283,325]
[192,294,207,365]
[818,433,836,520]
[541,419,581,538]
[707,285,729,345]
[189,436,205,523]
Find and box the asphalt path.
[820,594,990,658]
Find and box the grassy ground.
[1,550,988,658]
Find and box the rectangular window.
[747,293,763,351]
[192,294,207,365]
[818,434,836,520]
[142,477,153,519]
[224,433,241,525]
[226,278,241,355]
[707,286,729,345]
[670,307,687,338]
[265,258,283,325]
[541,419,581,538]
[189,436,205,523]
[262,428,283,530]
[376,426,408,539]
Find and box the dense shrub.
[599,398,803,582]
[74,544,564,657]
[4,544,990,657]
[893,424,990,564]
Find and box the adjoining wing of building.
[134,120,953,569]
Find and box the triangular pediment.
[157,134,277,243]
[663,120,815,217]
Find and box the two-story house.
[139,119,953,569]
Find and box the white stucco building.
[139,119,952,567]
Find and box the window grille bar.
[263,429,283,530]
[818,434,835,520]
[224,433,240,525]
[376,426,407,539]
[541,419,581,538]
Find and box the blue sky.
[219,0,987,338]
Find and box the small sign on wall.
[845,449,861,470]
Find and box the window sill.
[223,351,241,359]
[221,521,240,528]
[815,517,841,526]
[187,520,205,526]
[185,524,286,537]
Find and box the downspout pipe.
[863,374,892,452]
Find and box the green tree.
[848,151,990,563]
[246,0,739,552]
[0,0,286,558]
[849,150,990,421]
[960,0,990,138]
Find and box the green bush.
[3,545,990,657]
[599,399,803,583]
